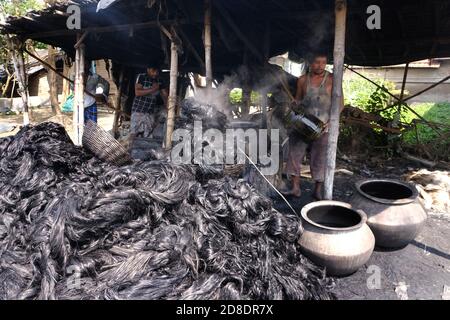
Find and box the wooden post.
[261,90,268,128]
[204,0,213,88]
[242,85,251,117]
[73,34,85,145]
[399,63,410,103]
[112,67,124,137]
[165,40,179,149]
[261,21,270,128]
[324,0,347,200]
[398,63,409,114]
[47,46,61,115]
[6,35,30,125]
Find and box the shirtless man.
[283,53,343,199]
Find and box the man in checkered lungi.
[129,65,168,148]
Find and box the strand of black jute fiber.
[237,146,299,218]
[0,122,335,300]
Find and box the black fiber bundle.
[177,98,228,130]
[0,122,334,300]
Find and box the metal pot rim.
[300,200,367,232]
[355,179,418,205]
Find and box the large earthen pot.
[350,179,427,248]
[298,201,375,276]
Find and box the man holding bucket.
[283,53,343,200]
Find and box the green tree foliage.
[229,88,262,105]
[0,0,43,17]
[1,0,45,63]
[343,75,398,119]
[0,0,45,96]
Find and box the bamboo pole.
[6,35,30,125]
[165,40,179,149]
[204,0,213,88]
[324,0,347,200]
[73,34,85,146]
[112,67,124,137]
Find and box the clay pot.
[298,201,375,276]
[350,179,427,248]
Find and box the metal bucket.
[286,110,325,141]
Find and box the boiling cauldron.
[350,179,427,248]
[298,201,375,276]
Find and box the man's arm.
[135,82,159,97]
[294,75,307,102]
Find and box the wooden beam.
[74,31,89,49]
[19,19,185,39]
[261,21,271,127]
[399,62,410,103]
[204,0,213,88]
[394,62,410,125]
[73,33,85,146]
[324,0,347,200]
[165,39,179,149]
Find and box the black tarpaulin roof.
[2,0,450,77]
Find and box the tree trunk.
[47,46,61,115]
[1,68,13,97]
[6,35,31,124]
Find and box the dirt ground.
[0,106,115,141]
[272,158,450,300]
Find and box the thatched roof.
[2,0,450,77]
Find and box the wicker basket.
[82,120,132,166]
